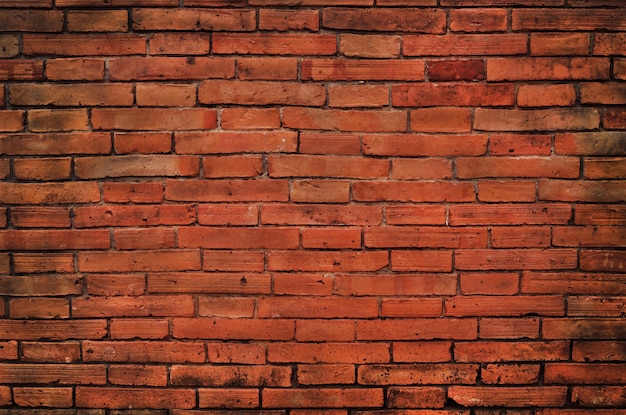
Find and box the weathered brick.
[132,8,256,31]
[322,8,445,33]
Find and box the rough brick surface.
[0,1,624,413]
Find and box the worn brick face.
[0,1,624,413]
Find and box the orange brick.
[74,204,195,227]
[393,341,452,363]
[0,320,103,340]
[199,80,325,106]
[410,107,471,133]
[199,388,259,409]
[404,34,527,56]
[0,229,109,250]
[322,8,445,33]
[198,297,256,318]
[295,319,355,342]
[539,179,626,203]
[487,57,609,81]
[363,134,487,157]
[103,182,164,203]
[268,342,388,363]
[213,33,336,55]
[10,298,69,319]
[149,33,210,55]
[594,33,626,56]
[517,84,576,107]
[357,319,477,341]
[282,107,407,133]
[263,388,383,409]
[75,387,195,409]
[0,132,111,155]
[258,297,378,319]
[203,250,265,272]
[297,364,355,385]
[0,110,23,131]
[148,272,271,294]
[268,250,388,272]
[490,134,552,156]
[113,132,171,154]
[353,181,474,203]
[133,8,256,31]
[492,226,551,248]
[0,363,106,384]
[269,154,388,179]
[366,226,487,249]
[301,227,361,249]
[207,342,266,364]
[78,250,201,272]
[455,249,577,271]
[531,33,590,56]
[259,9,319,31]
[109,57,234,80]
[82,340,204,363]
[13,157,72,180]
[387,386,446,409]
[340,34,401,58]
[478,180,538,202]
[67,10,128,32]
[10,207,71,228]
[261,203,382,225]
[385,205,447,225]
[455,341,569,362]
[11,83,133,106]
[273,273,334,296]
[581,82,626,104]
[0,182,100,205]
[24,34,146,56]
[92,108,217,131]
[21,342,80,363]
[479,318,540,340]
[299,132,361,155]
[72,295,195,317]
[334,274,456,296]
[45,58,105,81]
[179,227,299,249]
[381,298,443,318]
[392,158,452,179]
[394,83,514,107]
[108,365,167,387]
[358,363,477,385]
[175,131,298,154]
[302,59,424,81]
[109,319,168,340]
[198,204,258,225]
[328,84,389,108]
[28,109,89,132]
[172,318,295,340]
[13,387,73,408]
[221,107,280,130]
[449,386,567,407]
[291,180,351,203]
[450,8,507,32]
[136,83,196,107]
[238,57,298,80]
[457,156,579,179]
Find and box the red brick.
[262,388,383,409]
[300,132,361,155]
[411,107,471,133]
[221,107,280,130]
[67,10,128,32]
[86,274,145,297]
[203,250,265,272]
[297,364,355,385]
[323,8,445,33]
[83,340,204,363]
[92,108,217,131]
[357,319,477,341]
[455,341,569,362]
[149,33,210,55]
[381,298,443,318]
[148,272,271,294]
[404,34,527,56]
[259,297,378,319]
[28,109,89,132]
[531,33,590,56]
[335,274,456,296]
[102,182,163,203]
[45,58,105,81]
[490,134,552,156]
[553,226,626,247]
[447,295,564,317]
[353,181,475,202]
[21,342,80,363]
[108,365,167,387]
[136,83,196,107]
[0,320,103,340]
[0,229,109,250]
[173,318,295,340]
[478,180,537,203]
[213,33,336,55]
[458,156,579,179]
[10,83,133,106]
[179,227,298,249]
[594,33,626,56]
[78,250,201,272]
[72,295,195,317]
[269,154,388,179]
[0,132,111,155]
[14,157,71,181]
[456,249,577,271]
[291,180,351,203]
[449,386,567,407]
[491,226,551,248]
[475,108,600,132]
[386,205,447,225]
[512,8,626,31]
[0,275,83,296]
[199,388,259,409]
[74,205,195,227]
[581,82,626,104]
[568,296,626,317]
[133,8,256,31]
[543,318,626,339]
[301,227,360,249]
[268,342,388,364]
[340,34,400,58]
[75,387,195,409]
[10,298,69,319]
[488,57,609,81]
[13,252,74,274]
[0,341,17,360]
[393,341,452,363]
[0,10,63,32]
[238,57,298,80]
[387,386,446,408]
[57,0,178,5]
[112,56,232,81]
[358,363,477,385]
[13,387,73,408]
[479,318,540,340]
[302,59,424,81]
[261,204,382,225]
[268,250,388,272]
[427,59,485,81]
[114,132,172,154]
[24,34,146,56]
[522,272,626,295]
[518,84,576,107]
[585,158,626,179]
[296,320,355,342]
[545,363,626,384]
[0,110,23,131]
[539,179,626,203]
[575,204,626,225]
[259,9,319,31]
[207,342,266,364]
[450,8,507,32]
[605,108,626,130]
[460,273,519,295]
[76,155,198,179]
[110,319,168,340]
[170,364,292,386]
[363,134,487,157]
[200,80,324,106]
[198,204,257,226]
[328,85,389,108]
[273,273,333,296]
[175,131,298,154]
[365,226,487,249]
[199,297,255,318]
[283,107,407,133]
[394,83,513,107]
[0,363,106,384]
[572,386,626,408]
[251,0,372,3]
[573,341,626,362]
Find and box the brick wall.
[0,0,625,413]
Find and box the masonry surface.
[0,0,625,414]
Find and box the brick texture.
[0,1,624,413]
